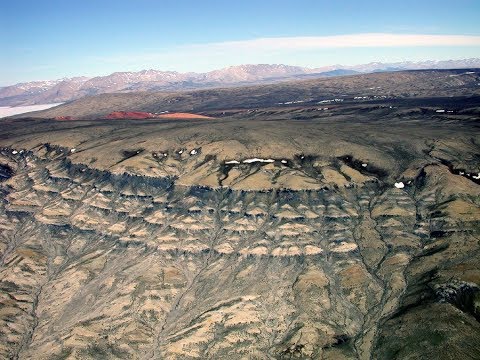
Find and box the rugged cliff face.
[0,75,479,359]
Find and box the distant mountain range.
[1,58,479,106]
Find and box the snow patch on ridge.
[243,158,275,164]
[394,182,405,189]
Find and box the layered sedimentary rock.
[0,135,478,359]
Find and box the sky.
[1,0,480,85]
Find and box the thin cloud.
[200,33,480,51]
[86,33,480,68]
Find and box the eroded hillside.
[0,74,479,359]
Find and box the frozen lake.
[0,103,63,118]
